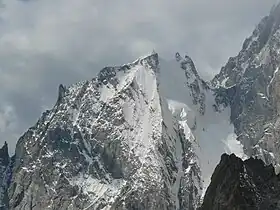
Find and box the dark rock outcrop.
[0,142,9,167]
[200,153,280,210]
[0,142,11,210]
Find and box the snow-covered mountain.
[2,3,280,210]
[0,53,204,210]
[212,3,280,171]
[201,4,280,209]
[159,53,247,196]
[0,50,249,210]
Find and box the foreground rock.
[199,153,280,210]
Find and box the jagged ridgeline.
[202,4,280,210]
[1,2,280,210]
[0,53,202,210]
[199,154,280,210]
[212,3,280,169]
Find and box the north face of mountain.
[199,154,280,210]
[6,53,202,210]
[212,3,280,170]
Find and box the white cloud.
[0,0,277,151]
[0,104,18,153]
[0,105,16,132]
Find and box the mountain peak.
[132,51,159,73]
[270,2,280,18]
[0,141,9,166]
[7,52,202,209]
[136,50,158,61]
[56,84,66,104]
[212,2,280,88]
[175,52,199,77]
[210,1,280,171]
[0,141,10,209]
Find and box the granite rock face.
[0,142,12,210]
[174,53,210,116]
[4,3,280,210]
[198,4,280,210]
[199,154,280,210]
[5,53,201,210]
[212,4,280,169]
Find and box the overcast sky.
[0,0,278,153]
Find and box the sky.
[0,0,278,153]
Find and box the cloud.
[0,0,278,152]
[0,104,19,153]
[0,105,17,132]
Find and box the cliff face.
[212,4,280,169]
[199,5,280,209]
[0,142,11,209]
[199,154,280,210]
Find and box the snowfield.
[159,56,247,197]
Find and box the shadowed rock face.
[0,142,9,167]
[199,154,280,210]
[0,142,11,210]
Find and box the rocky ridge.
[199,154,280,210]
[1,53,202,210]
[212,4,280,169]
[1,2,280,210]
[0,142,11,209]
[200,4,280,209]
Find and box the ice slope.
[159,55,247,196]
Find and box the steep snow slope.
[159,54,247,195]
[7,53,201,210]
